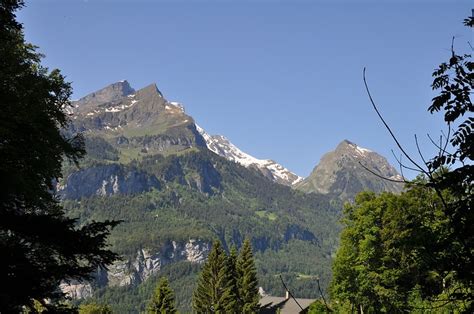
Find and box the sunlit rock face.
[295,139,403,199]
[61,239,210,299]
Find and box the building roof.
[259,295,315,314]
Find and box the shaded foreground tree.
[147,277,177,314]
[0,1,119,311]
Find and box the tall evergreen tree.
[226,246,241,312]
[237,239,260,313]
[0,1,118,311]
[147,277,177,314]
[192,241,236,313]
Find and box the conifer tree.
[237,239,260,313]
[147,277,177,314]
[225,246,240,312]
[192,241,236,313]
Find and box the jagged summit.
[196,124,303,186]
[135,83,164,99]
[336,139,373,156]
[75,80,135,108]
[69,81,204,155]
[295,139,403,199]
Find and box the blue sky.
[18,0,472,178]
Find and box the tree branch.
[363,68,430,176]
[358,161,407,183]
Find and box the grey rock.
[295,139,404,199]
[62,239,210,299]
[73,80,135,113]
[59,164,160,199]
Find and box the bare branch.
[415,134,428,166]
[441,123,451,157]
[363,68,429,176]
[358,161,408,183]
[398,154,407,181]
[427,133,445,151]
[451,36,456,57]
[439,135,443,159]
[390,149,422,173]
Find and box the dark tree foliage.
[423,16,473,305]
[0,1,119,311]
[147,277,177,314]
[227,246,241,312]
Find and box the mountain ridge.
[60,80,405,312]
[196,124,303,186]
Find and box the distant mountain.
[60,81,404,312]
[295,140,404,199]
[196,125,303,186]
[60,81,340,312]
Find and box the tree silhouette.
[0,1,119,311]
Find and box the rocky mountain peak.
[295,139,403,199]
[68,81,205,156]
[75,80,135,107]
[135,83,164,100]
[335,139,372,156]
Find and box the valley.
[60,81,404,313]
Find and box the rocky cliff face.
[295,140,403,199]
[58,164,161,199]
[61,239,210,299]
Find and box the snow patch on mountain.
[196,124,303,186]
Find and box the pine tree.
[192,241,236,313]
[147,277,177,314]
[237,239,260,313]
[224,246,240,312]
